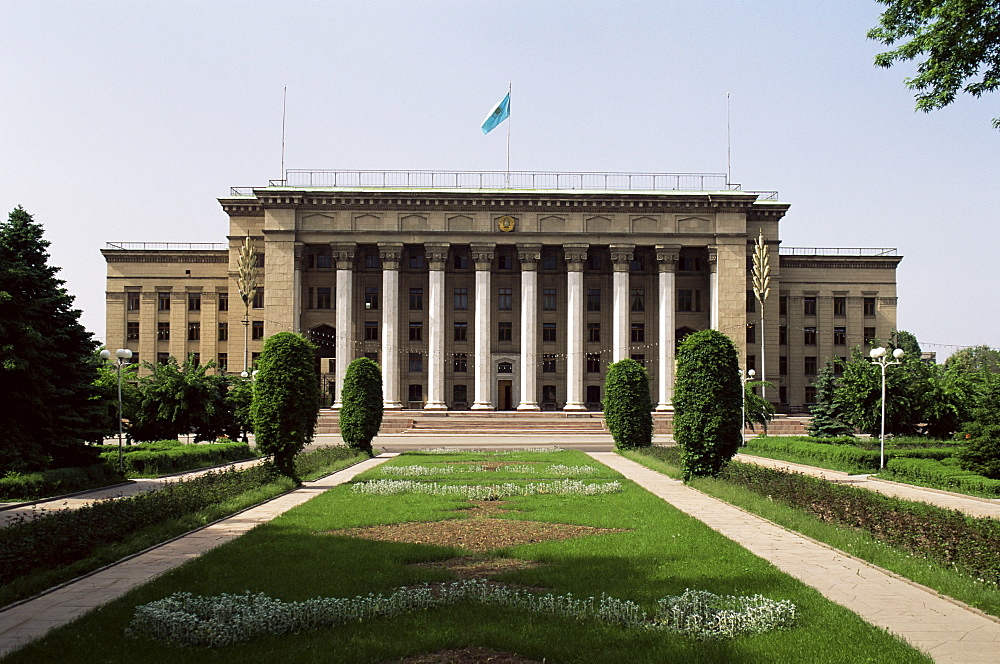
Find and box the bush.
[294,446,365,481]
[882,457,1000,497]
[0,464,125,501]
[673,330,742,481]
[97,442,253,476]
[339,357,383,456]
[743,438,880,473]
[251,333,319,481]
[603,358,653,449]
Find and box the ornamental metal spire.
[237,235,259,373]
[752,228,771,398]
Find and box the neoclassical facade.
[103,170,901,412]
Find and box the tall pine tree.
[0,207,104,471]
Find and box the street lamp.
[870,346,904,470]
[100,347,132,473]
[739,367,756,444]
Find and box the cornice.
[102,252,228,264]
[780,258,902,270]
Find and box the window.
[252,287,264,309]
[779,295,788,316]
[409,254,425,269]
[586,353,601,373]
[542,252,557,270]
[255,253,264,268]
[188,293,201,311]
[364,253,380,268]
[803,297,817,316]
[498,321,512,341]
[364,351,379,363]
[835,356,847,376]
[218,322,228,341]
[542,354,556,373]
[746,323,755,344]
[158,292,171,311]
[864,297,876,316]
[779,385,788,405]
[408,384,423,402]
[542,323,557,342]
[364,321,379,341]
[409,288,423,310]
[218,292,229,311]
[127,292,140,311]
[454,321,468,341]
[631,288,645,312]
[497,362,513,374]
[190,353,200,367]
[542,385,557,402]
[779,326,788,345]
[497,254,512,270]
[252,321,264,340]
[779,356,788,375]
[747,355,756,372]
[316,287,332,309]
[409,322,423,341]
[586,289,601,311]
[864,327,877,345]
[834,326,847,345]
[805,385,817,404]
[453,254,469,270]
[588,322,601,342]
[833,296,846,316]
[747,290,756,313]
[252,352,260,369]
[586,385,601,404]
[679,256,701,271]
[409,353,423,372]
[498,288,513,310]
[364,287,379,310]
[804,356,818,375]
[188,322,201,341]
[453,384,468,402]
[630,256,645,271]
[586,253,601,270]
[454,288,468,310]
[157,322,170,341]
[630,353,646,368]
[157,352,170,365]
[631,323,645,343]
[804,326,817,345]
[217,353,228,372]
[677,289,701,312]
[126,322,139,340]
[453,353,468,372]
[542,289,557,311]
[316,253,332,269]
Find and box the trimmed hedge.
[97,442,253,476]
[881,457,1000,497]
[603,358,653,449]
[0,464,126,502]
[743,438,959,474]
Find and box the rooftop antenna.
[726,92,731,187]
[280,86,287,183]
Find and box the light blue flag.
[481,93,510,135]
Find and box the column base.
[655,403,674,412]
[516,403,541,411]
[423,401,448,411]
[470,402,495,411]
[563,402,587,412]
[332,401,342,410]
[383,402,403,410]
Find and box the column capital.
[294,243,305,263]
[516,243,542,270]
[470,242,496,270]
[707,246,719,273]
[331,242,357,270]
[425,242,450,271]
[563,243,589,271]
[655,244,681,272]
[378,242,403,269]
[610,244,634,272]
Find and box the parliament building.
[103,170,901,413]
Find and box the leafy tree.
[251,332,319,481]
[834,346,925,436]
[957,375,1000,478]
[869,0,1000,129]
[92,352,140,438]
[0,207,105,471]
[129,356,220,442]
[339,357,384,456]
[603,358,653,449]
[945,345,1000,373]
[808,363,853,437]
[226,374,255,442]
[743,380,776,434]
[673,330,742,481]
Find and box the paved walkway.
[591,452,1000,664]
[0,454,396,659]
[735,453,1000,520]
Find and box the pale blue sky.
[2,1,998,356]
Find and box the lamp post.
[869,346,904,470]
[739,367,756,444]
[100,347,132,473]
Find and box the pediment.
[584,215,612,232]
[447,214,474,231]
[677,216,712,233]
[354,214,384,231]
[300,213,338,230]
[401,214,427,231]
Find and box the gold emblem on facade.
[498,215,516,232]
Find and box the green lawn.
[5,449,929,663]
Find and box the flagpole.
[505,81,511,188]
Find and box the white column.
[332,242,356,409]
[424,243,449,410]
[610,244,634,362]
[517,243,541,411]
[709,246,719,331]
[655,245,679,411]
[563,244,588,411]
[379,243,403,410]
[471,243,495,410]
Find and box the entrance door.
[498,380,513,410]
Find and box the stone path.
[590,452,1000,664]
[0,454,396,659]
[735,453,1000,520]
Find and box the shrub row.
[720,462,1000,585]
[744,438,958,473]
[0,464,126,502]
[97,442,253,476]
[882,457,1000,497]
[294,445,367,480]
